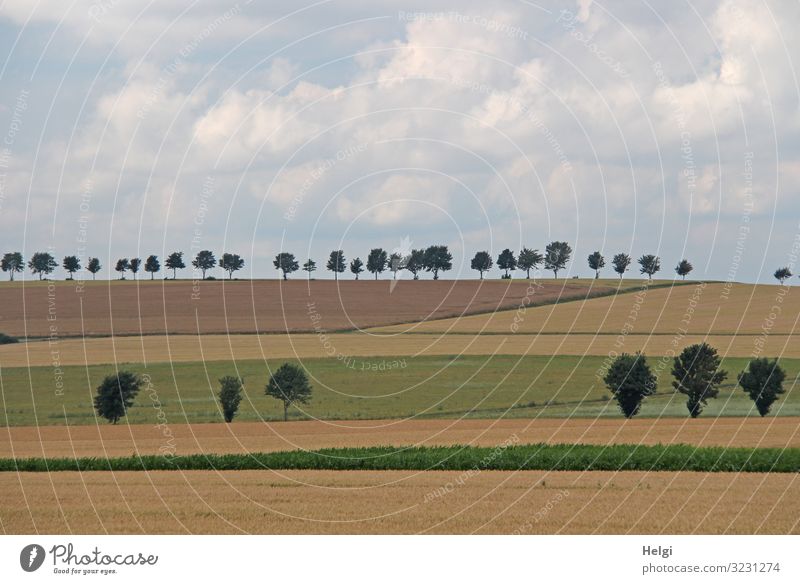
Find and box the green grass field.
[1,354,798,426]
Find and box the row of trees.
[604,343,786,418]
[94,363,312,425]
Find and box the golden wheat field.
[1,470,797,534]
[2,417,800,459]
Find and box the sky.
[0,0,798,282]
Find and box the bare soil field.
[373,282,800,336]
[3,330,799,368]
[1,469,796,534]
[0,279,612,338]
[3,417,798,458]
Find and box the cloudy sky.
[0,0,798,281]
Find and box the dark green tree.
[326,250,346,280]
[192,250,216,280]
[144,255,160,279]
[265,363,312,421]
[423,245,453,280]
[86,257,102,280]
[496,248,517,278]
[738,358,786,417]
[350,257,364,279]
[588,251,605,279]
[28,252,57,280]
[603,352,657,418]
[774,267,792,284]
[274,252,299,280]
[366,248,388,280]
[675,259,693,280]
[302,259,316,280]
[115,258,130,279]
[219,253,244,279]
[165,251,185,279]
[1,252,24,281]
[672,343,727,418]
[612,253,631,279]
[218,376,244,423]
[404,249,425,280]
[62,256,81,280]
[128,257,141,280]
[388,252,405,279]
[471,251,493,279]
[517,247,543,279]
[93,371,142,425]
[544,241,572,278]
[638,254,661,280]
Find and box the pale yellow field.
[1,470,797,534]
[371,282,800,335]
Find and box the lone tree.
[302,259,316,280]
[86,257,102,280]
[165,251,185,279]
[603,352,657,418]
[62,256,81,280]
[144,255,160,279]
[544,241,572,278]
[738,358,786,417]
[265,362,312,421]
[128,257,141,280]
[471,251,493,279]
[675,259,693,280]
[114,258,130,279]
[218,376,244,423]
[517,247,543,279]
[774,267,792,284]
[497,248,517,279]
[423,245,453,280]
[1,252,24,280]
[366,248,388,280]
[93,371,142,425]
[28,252,57,280]
[192,250,216,280]
[350,257,364,279]
[672,342,727,418]
[612,253,631,279]
[274,252,299,280]
[638,254,661,280]
[326,250,346,280]
[388,252,405,279]
[404,249,425,280]
[587,251,605,279]
[219,253,244,279]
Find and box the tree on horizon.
[423,245,452,280]
[470,251,493,279]
[165,251,185,279]
[350,257,364,280]
[544,241,572,278]
[517,248,543,279]
[366,248,388,280]
[588,251,605,279]
[675,259,693,280]
[28,252,57,280]
[274,252,299,280]
[638,254,661,280]
[192,250,216,280]
[1,252,24,280]
[62,255,81,280]
[497,249,517,279]
[612,253,631,279]
[144,255,160,279]
[326,250,346,280]
[219,253,245,279]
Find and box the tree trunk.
[374,272,378,280]
[595,271,599,279]
[283,402,288,422]
[283,272,287,280]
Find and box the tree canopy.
[672,343,727,418]
[638,254,661,280]
[93,371,142,425]
[471,251,493,279]
[192,250,216,279]
[612,253,631,279]
[517,248,543,279]
[423,245,452,280]
[326,250,346,280]
[274,252,299,280]
[587,251,605,279]
[366,248,388,280]
[265,363,312,421]
[544,241,572,278]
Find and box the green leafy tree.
[165,251,185,279]
[471,251,493,279]
[115,258,130,279]
[128,257,141,280]
[423,245,453,280]
[675,259,693,280]
[672,343,727,418]
[219,253,244,279]
[496,248,517,278]
[274,252,299,280]
[218,376,244,423]
[603,352,657,418]
[1,252,24,280]
[774,267,792,284]
[404,249,425,280]
[588,251,605,279]
[326,250,346,280]
[388,252,405,279]
[638,254,661,280]
[366,248,388,280]
[544,241,572,278]
[93,371,142,425]
[612,253,631,279]
[62,256,81,280]
[86,257,102,280]
[302,259,316,280]
[144,255,160,279]
[265,363,312,421]
[517,248,543,279]
[738,358,786,417]
[28,252,57,280]
[350,257,364,279]
[192,250,216,280]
